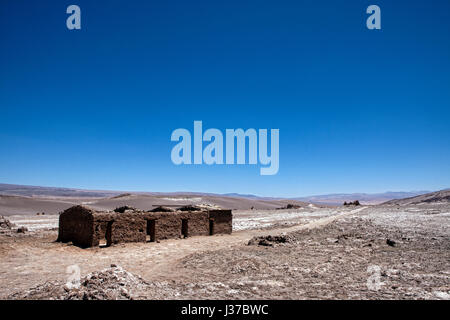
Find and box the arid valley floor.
[1,189,449,300]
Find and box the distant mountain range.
[1,183,448,216]
[0,183,438,205]
[382,189,450,205]
[0,183,121,198]
[293,191,432,205]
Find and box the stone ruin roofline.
[71,205,224,216]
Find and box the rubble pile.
[9,265,149,300]
[247,234,293,246]
[113,206,137,213]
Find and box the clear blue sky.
[1,0,449,197]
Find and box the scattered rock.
[114,206,136,213]
[343,200,360,206]
[276,203,301,210]
[248,235,291,246]
[9,265,148,300]
[0,216,16,229]
[433,291,450,300]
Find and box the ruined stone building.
[57,205,232,248]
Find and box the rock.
[386,239,396,247]
[0,216,16,229]
[17,226,28,233]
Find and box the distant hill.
[382,189,450,205]
[294,191,431,205]
[221,193,278,200]
[0,183,441,215]
[0,183,120,198]
[0,183,310,216]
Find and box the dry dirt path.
[0,207,366,298]
[271,206,367,235]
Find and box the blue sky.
[0,0,449,197]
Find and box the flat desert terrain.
[1,199,449,300]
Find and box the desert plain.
[0,186,449,300]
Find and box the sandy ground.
[1,204,449,299]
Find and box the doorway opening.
[181,219,188,238]
[147,220,156,242]
[100,221,113,247]
[209,219,214,235]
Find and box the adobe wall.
[180,211,210,237]
[58,205,233,248]
[91,210,210,244]
[209,210,232,235]
[57,206,94,248]
[150,211,210,239]
[92,212,147,246]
